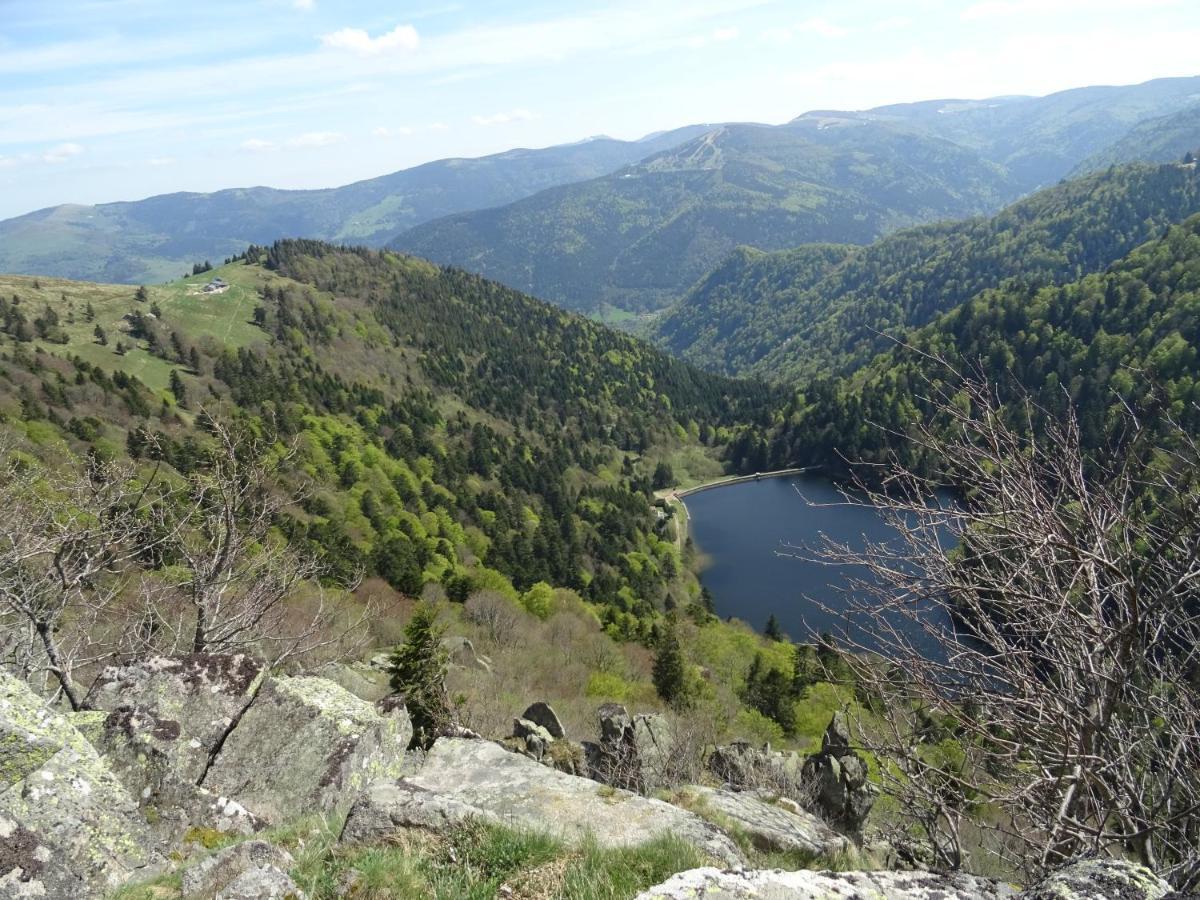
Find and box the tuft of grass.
[558,835,709,900]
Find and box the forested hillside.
[755,213,1200,476]
[0,127,709,285]
[656,161,1200,381]
[1071,105,1200,175]
[389,120,1017,318]
[0,243,774,644]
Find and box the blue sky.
[0,0,1197,219]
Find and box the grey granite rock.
[675,786,848,857]
[181,839,298,899]
[635,867,1017,899]
[402,737,744,866]
[1020,858,1171,900]
[203,676,411,823]
[520,701,565,740]
[0,672,160,899]
[340,780,490,844]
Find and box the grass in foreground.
[112,816,711,900]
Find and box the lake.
[683,473,952,654]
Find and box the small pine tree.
[168,369,187,406]
[765,613,783,641]
[652,625,690,708]
[85,301,95,322]
[134,285,149,303]
[388,603,451,748]
[93,324,107,346]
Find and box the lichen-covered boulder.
[180,839,300,899]
[0,673,160,898]
[83,654,266,840]
[673,785,848,857]
[402,737,743,866]
[203,676,411,823]
[340,781,489,844]
[1020,858,1171,900]
[635,867,1016,899]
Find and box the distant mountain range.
[1,75,1199,323]
[0,126,710,284]
[389,119,1018,317]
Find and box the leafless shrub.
[795,374,1200,887]
[463,590,523,649]
[133,417,371,669]
[0,447,165,708]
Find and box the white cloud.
[428,122,449,131]
[293,0,315,8]
[42,142,83,163]
[373,125,414,137]
[712,26,740,42]
[761,17,849,43]
[148,156,175,166]
[471,108,536,126]
[0,156,17,169]
[873,15,912,32]
[321,24,419,56]
[285,131,344,147]
[240,138,274,151]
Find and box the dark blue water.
[685,474,953,654]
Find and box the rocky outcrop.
[799,712,877,835]
[504,701,585,775]
[1021,858,1172,900]
[379,736,744,866]
[203,676,412,823]
[83,653,266,838]
[180,839,301,899]
[674,785,848,857]
[708,740,803,794]
[585,703,677,793]
[0,673,160,898]
[520,701,565,739]
[635,867,1017,899]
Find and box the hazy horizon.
[2,0,1198,220]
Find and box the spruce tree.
[652,624,690,708]
[388,603,451,747]
[765,613,783,641]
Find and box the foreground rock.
[180,839,301,899]
[635,867,1016,899]
[203,676,411,823]
[84,653,266,838]
[0,673,160,898]
[360,736,744,866]
[674,785,848,857]
[340,781,489,844]
[1021,858,1171,900]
